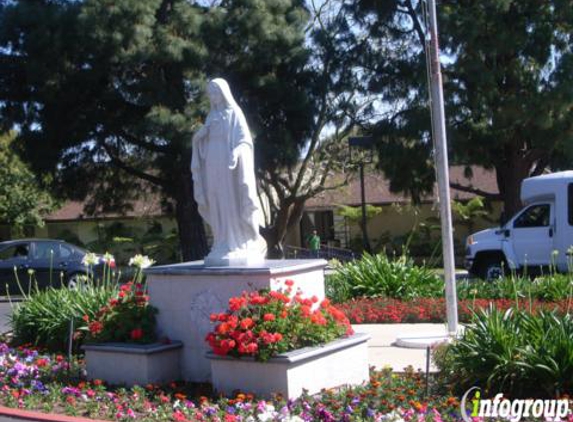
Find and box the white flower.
[380,411,405,422]
[102,252,114,264]
[82,252,99,267]
[128,254,155,269]
[285,417,304,422]
[27,269,35,276]
[258,404,277,422]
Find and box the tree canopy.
[0,132,55,237]
[0,0,321,258]
[340,0,573,217]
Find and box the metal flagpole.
[426,0,458,335]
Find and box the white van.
[465,171,573,280]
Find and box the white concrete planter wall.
[83,341,183,386]
[146,259,327,382]
[208,333,370,399]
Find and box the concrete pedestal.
[145,259,327,382]
[83,341,183,386]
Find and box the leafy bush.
[84,281,157,344]
[10,254,156,352]
[433,307,573,397]
[10,281,118,352]
[457,274,573,302]
[327,253,443,300]
[206,280,353,361]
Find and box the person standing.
[307,229,321,258]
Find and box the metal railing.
[284,244,357,262]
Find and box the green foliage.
[340,1,573,214]
[206,285,352,362]
[84,281,157,344]
[0,132,55,236]
[328,258,573,303]
[86,221,179,265]
[10,281,118,352]
[327,253,444,301]
[0,0,320,260]
[336,204,383,224]
[457,275,573,302]
[451,196,488,223]
[434,307,573,397]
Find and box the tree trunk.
[261,197,308,259]
[260,226,284,259]
[495,143,532,224]
[174,172,208,261]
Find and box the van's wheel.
[67,273,88,290]
[476,257,507,281]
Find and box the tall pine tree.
[0,0,316,259]
[342,0,573,217]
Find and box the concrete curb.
[0,406,109,422]
[0,297,23,304]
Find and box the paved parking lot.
[0,301,14,334]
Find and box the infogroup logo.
[460,387,571,422]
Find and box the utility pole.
[426,0,458,335]
[358,162,371,254]
[349,136,374,255]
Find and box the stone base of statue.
[145,259,327,382]
[203,247,265,267]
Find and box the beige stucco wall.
[289,201,503,261]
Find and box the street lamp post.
[349,136,374,254]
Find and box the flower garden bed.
[0,342,461,421]
[337,297,572,324]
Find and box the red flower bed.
[337,297,571,324]
[84,281,158,344]
[206,281,354,361]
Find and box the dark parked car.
[0,239,115,295]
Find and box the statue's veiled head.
[207,78,237,111]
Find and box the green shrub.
[433,307,573,397]
[327,253,443,301]
[10,281,118,352]
[457,274,573,302]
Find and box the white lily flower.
[82,252,99,266]
[102,252,114,264]
[128,254,155,269]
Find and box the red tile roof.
[45,198,166,222]
[306,166,498,209]
[45,166,498,220]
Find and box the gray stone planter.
[83,341,183,386]
[207,333,370,399]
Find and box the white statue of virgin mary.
[191,78,266,266]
